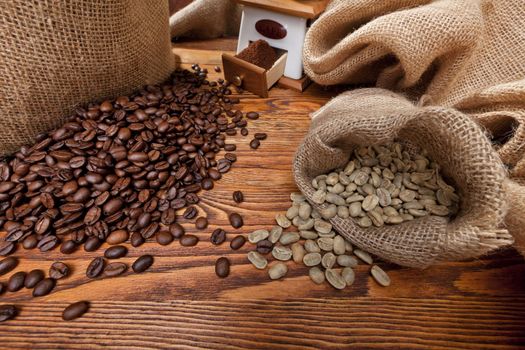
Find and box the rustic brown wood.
[0,38,524,349]
[278,74,311,92]
[235,0,329,19]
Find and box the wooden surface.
[235,0,330,19]
[0,38,524,349]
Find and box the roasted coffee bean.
[254,133,267,140]
[210,228,226,245]
[49,262,69,279]
[60,240,78,254]
[0,241,15,256]
[230,235,246,250]
[233,191,244,203]
[217,159,231,173]
[0,257,18,276]
[240,127,249,136]
[62,301,89,321]
[180,234,199,246]
[132,255,153,273]
[170,223,185,238]
[256,239,273,254]
[215,257,230,278]
[37,235,59,252]
[246,111,259,120]
[84,236,102,252]
[224,153,237,162]
[22,235,38,250]
[106,230,129,245]
[25,269,45,288]
[224,144,236,151]
[201,178,214,190]
[103,262,128,277]
[249,139,260,149]
[130,232,145,247]
[183,206,198,219]
[0,305,17,322]
[33,278,56,297]
[228,212,243,228]
[156,231,174,246]
[7,271,26,292]
[195,217,208,230]
[104,245,128,259]
[86,257,105,278]
[160,208,176,225]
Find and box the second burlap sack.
[293,88,514,268]
[303,0,525,176]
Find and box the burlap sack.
[170,0,241,39]
[0,0,174,156]
[293,88,514,268]
[303,0,525,172]
[302,0,525,259]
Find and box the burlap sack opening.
[0,0,174,156]
[293,88,513,268]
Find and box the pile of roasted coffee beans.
[0,65,266,322]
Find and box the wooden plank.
[235,0,329,19]
[222,53,269,97]
[0,38,523,349]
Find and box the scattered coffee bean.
[224,144,236,151]
[195,217,208,230]
[241,128,249,136]
[104,245,128,259]
[49,262,69,280]
[25,269,45,288]
[275,213,291,228]
[0,241,15,256]
[254,133,267,140]
[325,269,346,290]
[229,212,243,228]
[291,242,306,263]
[32,278,56,297]
[60,240,78,254]
[246,111,259,120]
[106,230,129,245]
[309,267,325,284]
[0,257,18,276]
[249,139,260,149]
[84,236,102,252]
[354,249,373,264]
[210,228,226,245]
[215,257,230,278]
[233,190,244,203]
[183,206,198,220]
[272,245,293,261]
[130,232,145,247]
[248,229,269,244]
[156,231,174,246]
[103,262,128,277]
[86,257,105,278]
[37,235,60,252]
[341,267,355,285]
[180,235,199,247]
[22,236,38,250]
[7,271,26,292]
[201,178,214,190]
[214,66,221,72]
[268,226,283,243]
[132,255,153,273]
[268,262,288,280]
[230,235,246,250]
[0,305,17,322]
[169,223,185,239]
[370,265,391,287]
[256,239,273,254]
[62,301,89,321]
[247,251,267,269]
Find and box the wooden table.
[1,39,524,349]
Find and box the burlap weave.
[293,89,514,268]
[0,0,174,156]
[170,0,241,39]
[303,0,525,173]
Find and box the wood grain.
[0,38,523,349]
